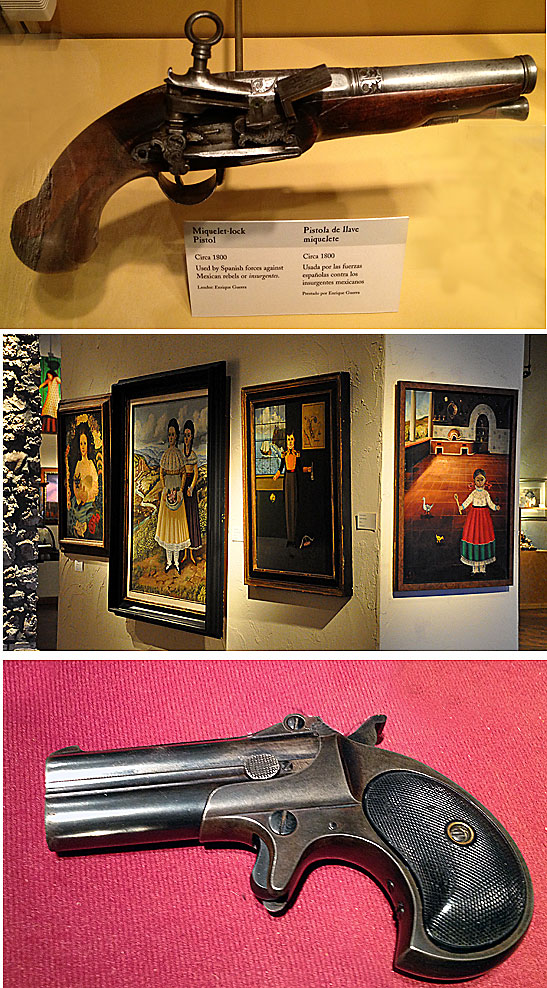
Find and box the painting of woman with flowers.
[58,396,110,554]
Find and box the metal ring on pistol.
[184,10,224,46]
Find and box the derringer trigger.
[251,837,289,914]
[347,714,387,746]
[261,896,288,915]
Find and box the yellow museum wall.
[40,0,547,40]
[56,333,384,652]
[1,33,544,330]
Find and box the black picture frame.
[242,372,352,595]
[394,381,518,592]
[57,395,110,555]
[40,468,59,525]
[108,362,228,638]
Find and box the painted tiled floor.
[403,452,510,584]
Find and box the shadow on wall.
[125,586,350,650]
[126,619,212,651]
[27,181,424,323]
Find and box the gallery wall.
[520,332,547,550]
[56,333,384,651]
[520,333,547,480]
[379,333,525,651]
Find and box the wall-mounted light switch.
[356,512,377,531]
[75,560,84,571]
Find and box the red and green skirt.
[461,504,496,566]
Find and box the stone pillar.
[3,334,41,650]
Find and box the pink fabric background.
[3,658,546,988]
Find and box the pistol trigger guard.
[156,167,225,204]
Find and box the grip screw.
[446,820,475,846]
[269,810,297,835]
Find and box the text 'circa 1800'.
[184,219,408,317]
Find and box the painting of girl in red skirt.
[456,468,501,574]
[395,381,517,591]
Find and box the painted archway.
[469,403,497,451]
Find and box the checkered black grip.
[364,770,528,952]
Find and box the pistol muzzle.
[519,55,537,94]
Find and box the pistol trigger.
[251,836,272,894]
[261,896,288,915]
[250,837,289,914]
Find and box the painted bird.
[422,496,433,514]
[436,535,444,543]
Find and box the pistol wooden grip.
[10,87,165,273]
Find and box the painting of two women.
[128,392,208,614]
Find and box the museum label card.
[184,218,408,317]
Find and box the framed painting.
[40,468,59,524]
[519,479,546,518]
[108,362,227,637]
[57,395,110,555]
[39,355,61,433]
[242,372,352,595]
[394,381,518,591]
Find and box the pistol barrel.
[369,55,536,96]
[228,55,537,98]
[45,732,318,852]
[45,743,227,850]
[314,55,537,141]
